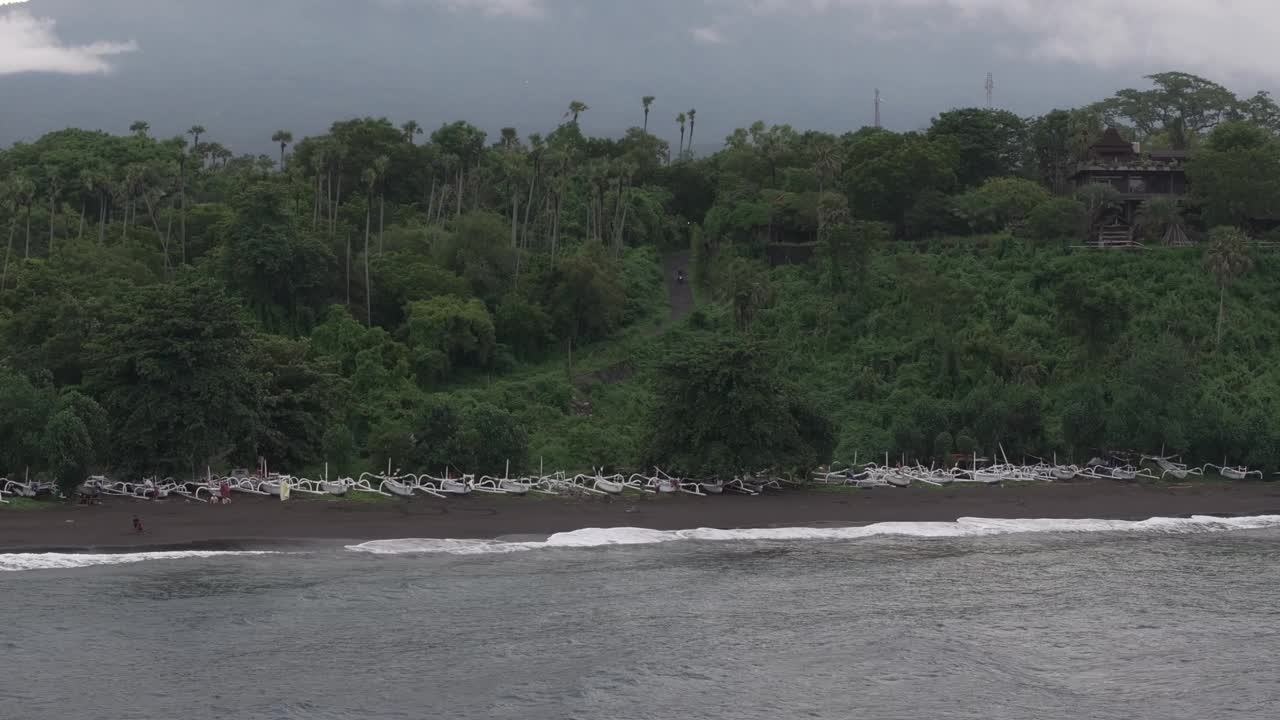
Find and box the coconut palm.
[1204,226,1254,350]
[1,180,15,292]
[401,120,423,145]
[362,166,378,325]
[677,113,687,157]
[642,96,655,132]
[565,101,589,124]
[76,168,95,240]
[129,121,150,138]
[186,125,206,149]
[271,130,293,171]
[11,174,35,258]
[43,165,63,254]
[687,108,697,156]
[373,155,390,255]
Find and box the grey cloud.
[0,6,137,75]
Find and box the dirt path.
[662,250,694,326]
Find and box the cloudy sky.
[2,0,1277,153]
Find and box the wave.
[0,551,279,573]
[345,515,1280,556]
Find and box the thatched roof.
[1092,127,1134,154]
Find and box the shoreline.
[4,480,1280,553]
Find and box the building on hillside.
[1071,127,1191,246]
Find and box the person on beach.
[132,516,144,534]
[219,481,231,505]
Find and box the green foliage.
[1189,129,1280,227]
[84,275,263,475]
[404,296,497,383]
[1025,198,1086,242]
[434,212,516,304]
[928,108,1029,188]
[844,129,958,232]
[1107,72,1238,149]
[8,72,1280,478]
[647,333,834,475]
[953,177,1050,233]
[368,395,526,475]
[548,241,625,344]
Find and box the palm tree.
[373,155,390,255]
[82,169,109,245]
[813,141,840,236]
[687,108,697,156]
[186,125,206,149]
[12,174,35,258]
[1136,197,1185,245]
[642,96,655,132]
[500,127,519,149]
[1,180,15,292]
[129,121,150,138]
[271,130,293,171]
[43,165,63,254]
[676,113,687,157]
[77,169,94,240]
[1204,226,1254,350]
[565,101,589,124]
[362,167,378,326]
[401,121,423,145]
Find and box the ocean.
[2,517,1279,719]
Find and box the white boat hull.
[384,481,415,497]
[594,480,623,495]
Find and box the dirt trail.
[662,250,694,326]
[573,251,693,391]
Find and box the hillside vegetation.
[4,71,1280,490]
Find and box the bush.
[1025,197,1086,242]
[954,177,1051,233]
[404,296,497,383]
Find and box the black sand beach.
[4,479,1280,552]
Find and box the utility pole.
[985,72,994,109]
[874,88,881,129]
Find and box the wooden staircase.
[1087,223,1146,250]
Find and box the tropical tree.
[43,164,64,254]
[186,125,206,148]
[1,180,15,292]
[271,130,293,171]
[647,334,834,476]
[928,107,1028,187]
[373,154,390,254]
[565,101,589,124]
[401,120,423,144]
[642,96,655,132]
[11,174,36,259]
[1108,72,1238,149]
[687,108,697,156]
[677,113,687,157]
[1203,226,1253,350]
[1135,197,1185,245]
[129,121,150,138]
[362,166,378,325]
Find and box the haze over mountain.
[2,0,1278,153]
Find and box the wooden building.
[1071,127,1190,246]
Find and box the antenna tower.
[874,88,881,128]
[985,72,994,109]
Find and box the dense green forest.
[5,71,1280,489]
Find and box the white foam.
[0,551,279,573]
[345,515,1280,556]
